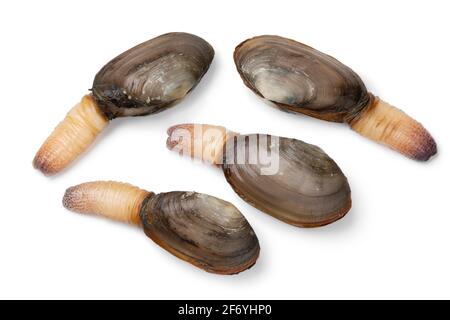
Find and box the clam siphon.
[34,32,214,175]
[167,124,351,228]
[63,181,260,275]
[234,35,437,161]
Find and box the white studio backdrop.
[0,0,448,299]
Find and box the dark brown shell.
[234,35,372,123]
[140,191,260,275]
[221,134,351,227]
[92,32,214,119]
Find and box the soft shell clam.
[63,181,259,275]
[34,32,214,175]
[167,124,351,227]
[234,35,437,161]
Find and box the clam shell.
[92,32,214,119]
[234,35,371,123]
[221,134,351,227]
[140,191,260,274]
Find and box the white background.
[0,0,448,299]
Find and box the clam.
[63,181,259,275]
[234,35,437,161]
[167,124,351,227]
[34,32,214,175]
